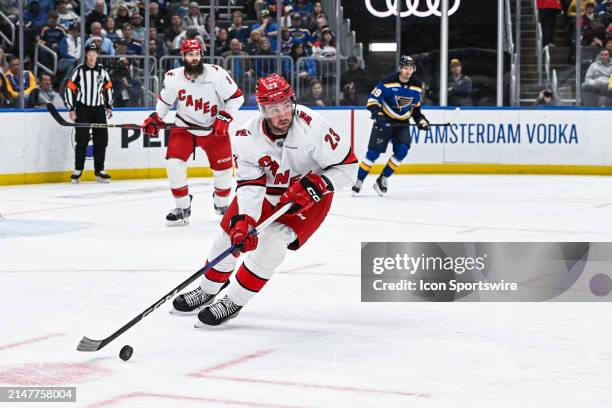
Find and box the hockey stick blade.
[47,103,211,132]
[75,203,292,352]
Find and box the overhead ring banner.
[365,0,462,18]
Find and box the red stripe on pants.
[214,187,231,197]
[235,264,267,292]
[171,186,188,197]
[204,265,232,283]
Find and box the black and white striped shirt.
[64,63,113,110]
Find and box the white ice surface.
[1,175,611,407]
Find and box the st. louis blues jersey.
[366,73,425,123]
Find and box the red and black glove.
[229,214,258,256]
[212,111,232,138]
[142,112,164,137]
[279,173,330,214]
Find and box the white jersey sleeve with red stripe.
[155,64,243,135]
[230,105,357,222]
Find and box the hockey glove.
[229,214,258,256]
[213,111,233,138]
[373,112,388,129]
[279,173,329,214]
[142,112,164,137]
[417,117,430,131]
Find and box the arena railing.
[33,41,58,77]
[0,11,14,48]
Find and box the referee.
[64,43,113,183]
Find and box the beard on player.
[184,58,204,77]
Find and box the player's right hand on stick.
[229,214,258,256]
[373,112,387,129]
[142,112,164,137]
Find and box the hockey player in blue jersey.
[352,55,430,196]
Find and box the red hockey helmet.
[181,39,203,55]
[256,73,295,106]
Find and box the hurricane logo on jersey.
[395,95,414,109]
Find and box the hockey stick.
[46,103,211,132]
[387,107,462,128]
[76,203,292,352]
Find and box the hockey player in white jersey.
[171,73,358,326]
[142,39,244,225]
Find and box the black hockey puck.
[119,345,133,361]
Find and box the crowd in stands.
[537,0,612,105]
[0,0,368,108]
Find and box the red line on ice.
[0,333,65,351]
[86,391,307,408]
[197,374,431,398]
[188,349,274,376]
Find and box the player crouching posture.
[142,39,244,225]
[171,73,357,326]
[352,55,430,196]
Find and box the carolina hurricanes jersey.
[232,105,358,221]
[156,64,243,136]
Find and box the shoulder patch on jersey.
[298,110,312,126]
[212,65,220,71]
[166,71,175,77]
[235,129,251,137]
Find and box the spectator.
[103,17,123,45]
[4,57,38,104]
[310,14,329,43]
[130,13,145,43]
[34,73,65,108]
[581,1,606,46]
[340,81,358,106]
[215,27,231,55]
[176,0,191,18]
[291,41,316,81]
[172,27,205,56]
[342,56,369,103]
[254,37,276,78]
[24,0,47,33]
[183,2,205,31]
[149,1,168,31]
[280,5,295,28]
[83,0,107,15]
[245,29,262,55]
[121,23,143,55]
[115,38,128,56]
[289,12,311,47]
[302,78,328,106]
[41,11,66,53]
[599,0,612,28]
[58,23,82,84]
[149,27,168,56]
[581,47,612,106]
[251,9,279,51]
[228,10,250,44]
[113,4,131,29]
[280,27,294,55]
[0,48,8,74]
[448,58,473,106]
[538,0,562,47]
[165,14,185,53]
[56,1,80,31]
[0,72,15,108]
[87,22,115,55]
[293,0,314,16]
[110,58,142,107]
[222,39,254,88]
[306,1,326,32]
[312,26,336,59]
[85,0,107,35]
[536,88,556,106]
